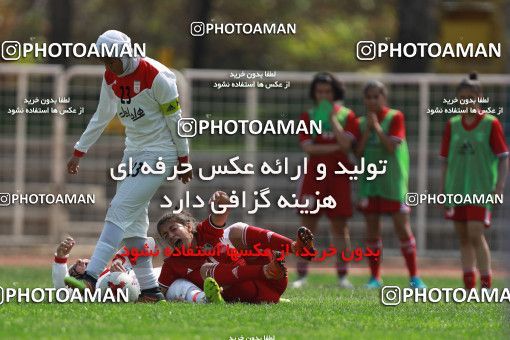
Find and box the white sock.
[124,237,158,290]
[87,221,124,279]
[167,279,206,303]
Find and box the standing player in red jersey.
[157,191,316,303]
[294,72,359,289]
[356,81,426,289]
[440,73,508,290]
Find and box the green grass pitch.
[0,267,507,339]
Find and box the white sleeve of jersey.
[74,77,117,153]
[153,72,189,158]
[52,261,69,289]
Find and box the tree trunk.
[190,0,213,68]
[47,0,73,66]
[392,0,436,73]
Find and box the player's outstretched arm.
[209,191,232,227]
[68,78,117,174]
[153,71,192,184]
[52,237,75,289]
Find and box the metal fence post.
[49,69,68,242]
[245,87,258,225]
[416,79,430,255]
[13,72,29,240]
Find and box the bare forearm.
[330,119,351,153]
[496,157,509,192]
[374,126,397,153]
[355,131,370,158]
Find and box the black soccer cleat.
[137,287,165,303]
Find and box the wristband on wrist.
[73,149,86,158]
[54,254,69,264]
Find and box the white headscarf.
[96,30,140,77]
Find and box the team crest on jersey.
[133,81,141,94]
[459,140,475,155]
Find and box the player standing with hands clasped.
[66,30,192,302]
[356,81,426,289]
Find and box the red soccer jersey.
[158,216,229,289]
[440,113,508,158]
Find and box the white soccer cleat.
[338,277,354,289]
[291,277,307,289]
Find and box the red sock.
[400,236,417,277]
[480,272,492,289]
[206,263,265,286]
[366,238,382,279]
[336,261,348,278]
[463,271,476,289]
[297,260,309,278]
[244,226,293,252]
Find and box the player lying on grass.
[157,191,317,303]
[55,237,222,303]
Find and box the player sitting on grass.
[157,191,316,303]
[56,237,222,303]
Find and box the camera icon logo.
[0,193,11,207]
[190,22,206,37]
[178,118,197,137]
[1,41,21,61]
[356,41,377,61]
[381,286,401,306]
[405,192,419,207]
